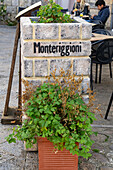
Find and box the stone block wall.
[21,17,92,106]
[0,0,40,20]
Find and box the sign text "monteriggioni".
[34,42,82,56]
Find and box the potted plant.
[6,67,96,170]
[6,1,95,169]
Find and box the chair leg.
[105,92,113,119]
[99,64,102,83]
[90,62,93,91]
[109,63,112,78]
[95,64,98,83]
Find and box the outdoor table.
[72,16,96,26]
[91,33,113,41]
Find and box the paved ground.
[0,25,113,170]
[0,25,38,170]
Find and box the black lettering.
[52,46,56,53]
[61,46,65,56]
[66,46,70,56]
[49,45,52,53]
[56,45,59,52]
[69,45,72,52]
[41,46,44,53]
[45,46,49,53]
[33,42,82,55]
[34,42,41,53]
[80,45,81,52]
[76,45,80,52]
[72,45,76,52]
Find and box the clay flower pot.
[38,137,78,170]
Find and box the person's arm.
[93,9,109,23]
[91,14,96,19]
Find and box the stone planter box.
[21,16,92,99]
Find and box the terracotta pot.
[38,137,78,170]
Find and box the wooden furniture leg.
[18,43,22,110]
[3,23,20,116]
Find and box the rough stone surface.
[73,58,90,75]
[81,77,90,93]
[35,24,59,39]
[27,80,42,87]
[35,59,48,77]
[61,23,81,39]
[82,95,89,104]
[24,60,33,77]
[100,166,113,170]
[7,6,17,14]
[109,144,113,150]
[12,0,18,6]
[50,59,71,76]
[22,24,33,40]
[82,23,92,39]
[4,0,12,5]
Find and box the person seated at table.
[90,0,110,25]
[72,0,85,15]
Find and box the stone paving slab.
[0,25,113,170]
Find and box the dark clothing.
[75,2,80,10]
[93,6,110,24]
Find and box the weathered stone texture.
[35,60,48,77]
[19,0,31,7]
[50,59,71,76]
[82,23,92,39]
[12,0,18,6]
[22,24,33,40]
[35,24,59,39]
[4,0,11,5]
[81,77,90,93]
[7,6,17,14]
[100,166,113,170]
[73,58,90,75]
[27,80,42,87]
[61,23,81,39]
[82,95,89,104]
[24,60,33,77]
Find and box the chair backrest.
[83,5,90,15]
[61,9,68,13]
[96,39,113,64]
[92,29,111,35]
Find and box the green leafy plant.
[0,0,6,21]
[6,68,97,159]
[92,149,100,153]
[36,0,73,23]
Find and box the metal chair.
[105,92,113,119]
[92,29,111,36]
[90,39,113,90]
[61,9,68,13]
[91,20,105,30]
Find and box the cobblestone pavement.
[0,25,113,170]
[0,25,38,170]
